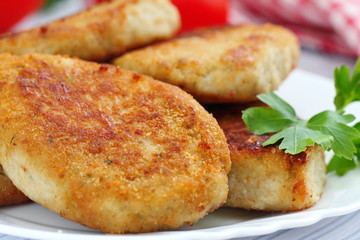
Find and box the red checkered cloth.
[228,0,360,57]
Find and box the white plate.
[0,69,359,240]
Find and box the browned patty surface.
[0,53,230,233]
[114,24,299,103]
[0,0,180,61]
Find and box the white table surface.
[1,1,358,239]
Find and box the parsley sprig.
[243,60,360,176]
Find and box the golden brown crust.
[0,0,180,61]
[207,103,326,212]
[0,53,230,233]
[0,165,29,206]
[209,103,307,163]
[113,24,300,103]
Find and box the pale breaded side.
[113,24,300,103]
[0,0,180,61]
[207,103,326,212]
[0,53,231,233]
[0,165,29,206]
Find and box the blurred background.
[0,0,357,76]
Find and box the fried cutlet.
[0,165,29,206]
[0,53,231,233]
[113,24,300,103]
[0,0,180,61]
[207,103,326,212]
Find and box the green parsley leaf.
[243,92,359,157]
[43,0,65,10]
[354,122,360,145]
[242,92,337,155]
[257,92,298,121]
[327,155,357,176]
[334,59,360,110]
[328,122,360,175]
[263,123,333,154]
[243,59,360,176]
[242,107,294,135]
[307,111,359,159]
[242,92,298,135]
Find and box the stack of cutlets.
[0,0,326,234]
[112,21,326,211]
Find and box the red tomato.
[0,0,44,33]
[171,0,229,33]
